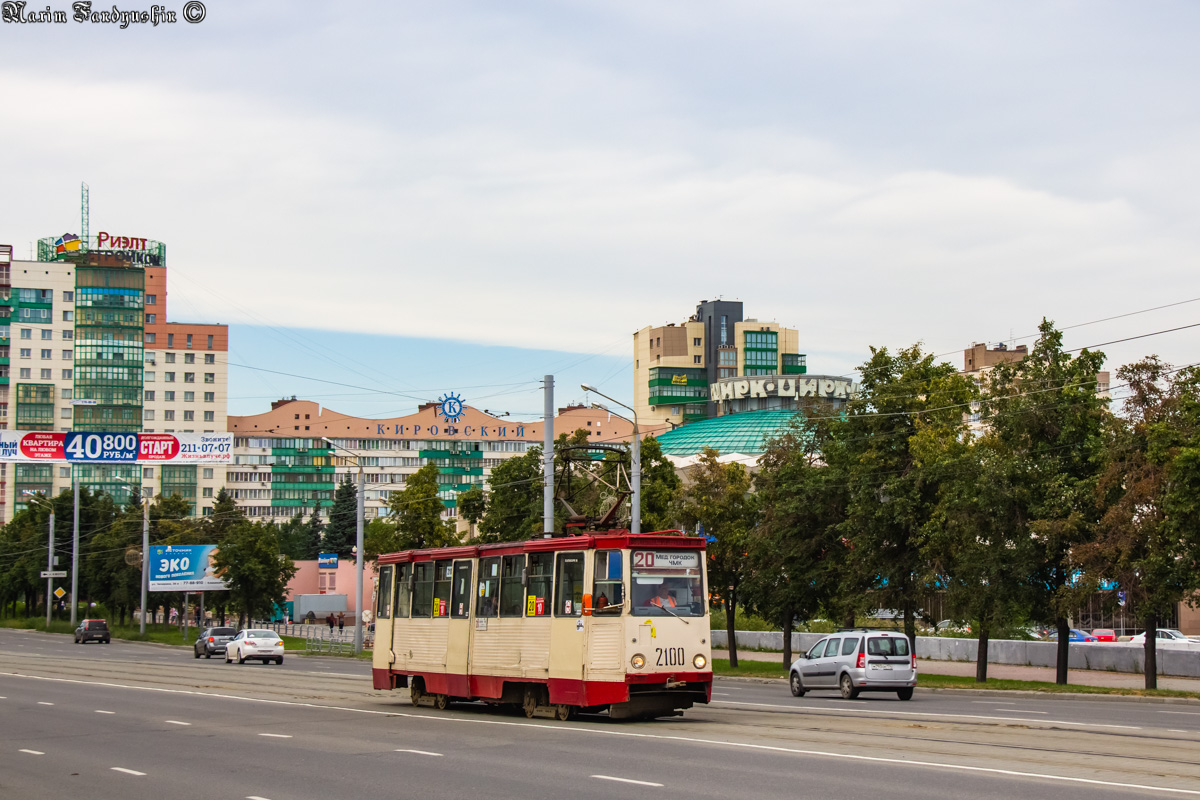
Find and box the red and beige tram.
[371,531,712,720]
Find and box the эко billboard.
[149,545,228,591]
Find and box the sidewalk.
[713,649,1200,692]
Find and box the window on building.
[165,352,175,363]
[720,315,728,345]
[184,372,194,383]
[62,330,72,340]
[62,311,73,322]
[62,290,73,302]
[693,337,702,347]
[693,355,701,364]
[61,350,71,359]
[60,388,72,400]
[184,353,194,364]
[167,333,174,347]
[144,352,156,366]
[59,466,70,478]
[204,373,214,384]
[164,410,175,421]
[207,335,213,349]
[61,369,72,380]
[164,372,175,382]
[60,408,71,419]
[202,487,213,498]
[143,467,154,479]
[39,349,50,359]
[19,348,30,358]
[183,410,194,421]
[204,392,214,402]
[144,332,155,344]
[20,329,30,339]
[202,468,213,479]
[144,390,155,402]
[204,353,215,364]
[41,329,52,340]
[40,369,50,380]
[203,410,214,422]
[146,314,156,324]
[185,334,192,349]
[164,391,175,402]
[184,391,194,402]
[18,368,30,379]
[144,409,155,420]
[146,294,156,305]
[145,371,155,382]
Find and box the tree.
[639,436,681,532]
[323,476,359,556]
[674,448,756,667]
[478,448,544,542]
[205,488,246,542]
[457,486,486,540]
[364,517,401,561]
[748,416,852,667]
[277,507,311,561]
[983,320,1107,684]
[211,521,297,629]
[1078,358,1200,689]
[388,464,459,550]
[825,343,975,650]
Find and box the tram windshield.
[631,550,704,617]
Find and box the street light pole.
[323,437,366,654]
[46,508,55,627]
[71,477,79,626]
[140,496,149,635]
[582,384,641,534]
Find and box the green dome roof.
[653,410,804,457]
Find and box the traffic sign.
[53,587,66,599]
[40,570,67,578]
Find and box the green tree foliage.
[211,521,297,629]
[825,343,975,649]
[387,464,459,550]
[277,507,311,561]
[363,517,401,561]
[673,448,756,666]
[322,476,359,556]
[477,447,545,542]
[982,320,1107,684]
[638,436,681,532]
[1078,358,1200,689]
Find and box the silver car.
[193,626,236,659]
[789,630,917,700]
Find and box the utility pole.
[355,461,364,654]
[71,477,80,625]
[543,375,554,535]
[45,509,55,627]
[140,497,149,635]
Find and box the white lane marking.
[247,796,273,800]
[711,692,731,696]
[111,767,146,776]
[1158,710,1200,716]
[394,749,442,756]
[36,701,54,706]
[592,775,664,787]
[165,720,190,726]
[95,710,115,714]
[4,671,1196,797]
[258,733,292,738]
[710,699,1141,729]
[976,701,1014,705]
[996,709,1047,714]
[19,749,44,755]
[1168,729,1188,733]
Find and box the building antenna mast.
[81,182,90,246]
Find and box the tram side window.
[450,561,473,619]
[526,553,553,616]
[394,564,411,618]
[554,552,585,617]
[477,557,500,618]
[593,550,624,615]
[433,560,453,618]
[377,565,393,619]
[412,563,434,617]
[499,554,526,617]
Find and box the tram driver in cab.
[650,582,677,608]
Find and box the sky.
[2,1,1198,418]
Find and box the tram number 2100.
[655,647,686,667]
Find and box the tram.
[370,531,713,720]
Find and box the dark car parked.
[74,619,110,644]
[194,627,236,659]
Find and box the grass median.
[711,658,1200,700]
[1,617,305,652]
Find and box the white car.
[1128,629,1191,644]
[225,629,285,665]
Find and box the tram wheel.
[554,704,574,722]
[523,690,538,719]
[434,694,449,710]
[410,680,424,707]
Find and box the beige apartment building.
[633,300,806,428]
[0,236,228,523]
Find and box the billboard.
[318,553,338,569]
[0,432,232,464]
[148,544,228,591]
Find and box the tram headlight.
[693,654,707,670]
[631,653,646,670]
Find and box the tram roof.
[377,530,706,565]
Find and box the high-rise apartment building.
[0,233,227,522]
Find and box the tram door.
[548,551,587,704]
[446,560,474,695]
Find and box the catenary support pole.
[354,463,364,654]
[71,478,79,625]
[140,498,149,635]
[543,375,554,535]
[46,510,55,627]
[631,418,641,535]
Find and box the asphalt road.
[2,628,1199,800]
